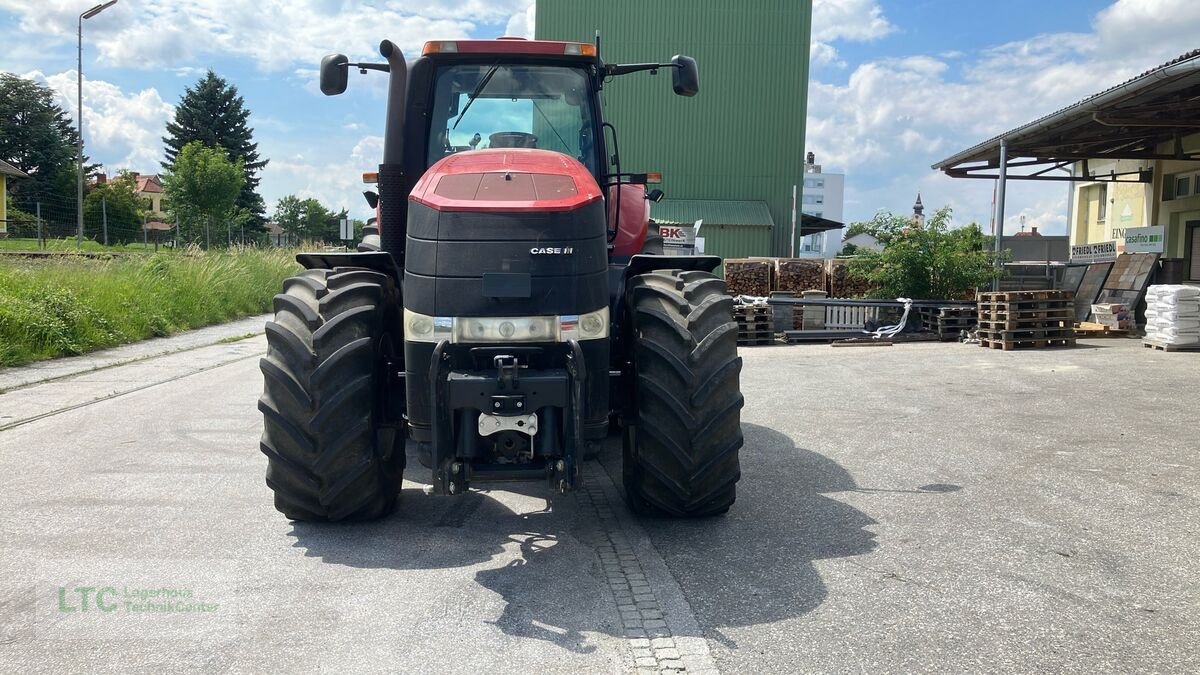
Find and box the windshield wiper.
[452,62,499,131]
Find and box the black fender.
[624,253,722,279]
[295,251,402,285]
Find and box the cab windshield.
[427,64,598,175]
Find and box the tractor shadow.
[595,422,887,643]
[286,423,952,654]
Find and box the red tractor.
[258,36,743,520]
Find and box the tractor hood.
[409,149,603,213]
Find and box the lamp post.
[77,0,118,247]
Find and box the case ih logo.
[530,247,574,255]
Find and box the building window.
[802,194,824,205]
[1097,184,1107,221]
[1190,224,1200,281]
[804,178,824,189]
[1177,175,1192,199]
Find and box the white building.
[797,152,844,258]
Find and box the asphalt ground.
[0,329,1196,673]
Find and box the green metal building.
[535,0,814,257]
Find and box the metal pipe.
[76,12,84,247]
[76,1,118,248]
[379,40,408,166]
[993,137,1008,291]
[762,297,975,308]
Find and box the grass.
[0,247,298,367]
[218,332,260,344]
[0,237,181,253]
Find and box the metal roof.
[651,199,775,227]
[933,49,1200,181]
[0,159,29,178]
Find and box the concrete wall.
[1070,132,1200,279]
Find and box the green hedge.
[0,247,298,367]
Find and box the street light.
[77,0,118,247]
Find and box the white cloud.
[26,69,174,172]
[809,0,894,70]
[806,0,1200,231]
[812,0,894,42]
[505,1,536,39]
[0,0,531,73]
[259,136,385,220]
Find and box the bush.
[0,247,297,366]
[847,206,1003,300]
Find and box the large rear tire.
[258,268,403,521]
[623,269,743,516]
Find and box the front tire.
[623,269,743,516]
[258,268,403,521]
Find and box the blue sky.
[1,0,1197,232]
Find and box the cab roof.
[422,39,596,58]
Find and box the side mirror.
[671,55,699,97]
[647,189,665,203]
[320,54,349,96]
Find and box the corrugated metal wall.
[536,0,813,257]
[701,224,773,260]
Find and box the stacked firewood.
[723,260,773,297]
[774,259,825,294]
[827,259,874,297]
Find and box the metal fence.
[3,192,253,249]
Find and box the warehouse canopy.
[933,49,1200,183]
[651,199,774,227]
[650,199,843,236]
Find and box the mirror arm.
[605,62,676,77]
[351,62,390,73]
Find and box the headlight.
[403,308,608,343]
[454,316,558,343]
[560,307,609,341]
[404,309,452,343]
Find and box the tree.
[83,172,149,245]
[847,206,1002,300]
[162,71,268,232]
[272,195,334,243]
[0,74,91,204]
[162,141,245,247]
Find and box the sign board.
[1070,240,1118,264]
[339,217,352,241]
[660,219,702,256]
[1122,225,1165,254]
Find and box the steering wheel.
[489,132,538,149]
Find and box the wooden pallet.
[1074,322,1135,338]
[734,306,771,318]
[1142,339,1200,352]
[978,318,1069,330]
[737,320,772,331]
[978,290,1074,302]
[737,336,776,346]
[978,302,1073,313]
[979,336,1077,350]
[919,307,978,341]
[978,327,1074,340]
